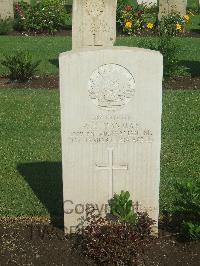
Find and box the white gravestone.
[0,0,14,19]
[60,47,163,233]
[72,0,117,49]
[159,0,187,19]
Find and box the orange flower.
[183,15,190,21]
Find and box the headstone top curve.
[59,47,162,59]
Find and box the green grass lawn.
[0,89,199,218]
[186,14,200,31]
[0,36,72,76]
[187,0,200,12]
[0,36,200,76]
[0,89,61,217]
[0,28,199,219]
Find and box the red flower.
[125,5,132,11]
[15,3,25,18]
[134,11,142,17]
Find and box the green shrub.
[182,222,200,240]
[136,34,187,77]
[174,180,200,218]
[158,12,188,36]
[14,0,70,33]
[0,18,13,35]
[174,179,200,240]
[1,50,40,81]
[14,1,29,32]
[157,36,180,77]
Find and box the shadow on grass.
[180,60,200,77]
[190,29,200,34]
[49,59,59,69]
[17,161,63,228]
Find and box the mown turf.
[116,37,200,77]
[0,36,200,76]
[186,14,200,31]
[160,90,200,213]
[115,36,200,62]
[0,36,72,75]
[0,89,199,217]
[0,89,61,216]
[187,0,200,12]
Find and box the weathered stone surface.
[137,0,157,6]
[72,0,117,49]
[0,0,14,19]
[159,0,187,19]
[59,47,163,233]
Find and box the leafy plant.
[136,34,187,77]
[1,50,40,82]
[0,18,13,35]
[14,0,70,34]
[75,207,154,265]
[174,179,200,240]
[110,190,137,224]
[13,1,29,32]
[174,179,200,219]
[74,192,155,265]
[182,221,200,240]
[158,12,188,36]
[157,36,180,77]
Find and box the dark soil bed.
[0,220,199,266]
[0,76,200,90]
[164,76,200,90]
[0,76,58,90]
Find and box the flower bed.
[118,3,192,36]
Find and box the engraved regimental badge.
[85,0,105,17]
[88,64,135,110]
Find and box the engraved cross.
[96,148,128,199]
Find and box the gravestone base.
[60,47,163,234]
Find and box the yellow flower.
[183,15,190,21]
[125,21,132,29]
[147,22,154,29]
[176,23,182,31]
